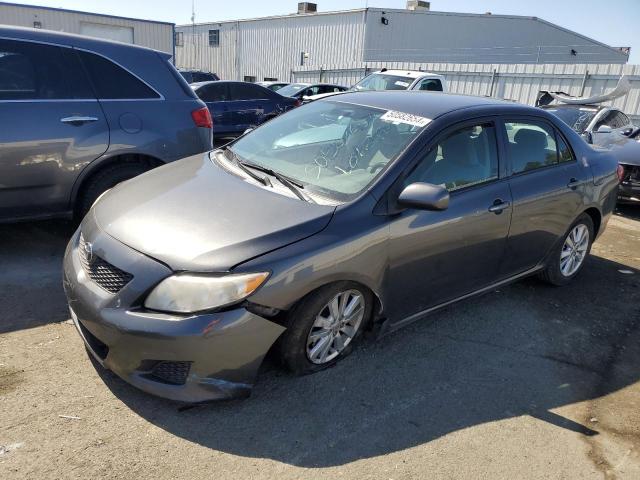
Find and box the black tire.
[76,163,149,219]
[539,213,594,286]
[279,282,373,375]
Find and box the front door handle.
[567,178,581,190]
[488,199,511,214]
[60,116,99,125]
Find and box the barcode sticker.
[380,110,431,127]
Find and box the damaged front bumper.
[62,224,285,403]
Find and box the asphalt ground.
[1,205,639,479]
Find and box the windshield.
[228,101,429,201]
[353,73,414,91]
[543,106,597,134]
[276,83,309,96]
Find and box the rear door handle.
[488,199,511,214]
[567,178,581,189]
[60,116,99,125]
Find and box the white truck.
[303,68,447,102]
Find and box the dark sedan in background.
[540,104,640,203]
[63,91,619,402]
[276,82,348,101]
[178,69,220,84]
[192,80,300,138]
[0,26,212,222]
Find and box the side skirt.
[378,265,544,337]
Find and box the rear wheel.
[540,213,594,286]
[279,282,372,375]
[76,163,149,219]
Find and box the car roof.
[326,91,520,119]
[370,70,444,79]
[541,104,603,112]
[0,25,166,56]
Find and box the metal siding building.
[0,2,174,54]
[175,7,628,81]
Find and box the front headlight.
[144,272,269,313]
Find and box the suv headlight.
[144,272,269,313]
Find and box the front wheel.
[540,213,594,286]
[279,282,373,375]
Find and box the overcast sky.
[10,0,640,63]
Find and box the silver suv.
[0,26,213,222]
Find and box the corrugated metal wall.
[0,3,174,53]
[292,62,640,123]
[364,9,628,64]
[176,10,367,81]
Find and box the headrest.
[514,128,548,150]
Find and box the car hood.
[93,153,336,271]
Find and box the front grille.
[78,234,133,294]
[148,361,192,385]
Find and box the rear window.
[78,50,160,100]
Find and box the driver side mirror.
[596,125,613,134]
[397,182,449,211]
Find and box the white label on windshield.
[380,110,431,127]
[394,81,410,87]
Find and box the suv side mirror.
[596,125,613,134]
[397,182,449,211]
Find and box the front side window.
[405,123,498,191]
[505,121,559,174]
[228,101,428,200]
[353,73,414,91]
[0,39,92,100]
[209,29,220,46]
[78,50,159,100]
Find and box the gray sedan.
[63,91,619,402]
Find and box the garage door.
[79,22,134,44]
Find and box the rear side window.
[77,50,159,100]
[229,83,271,100]
[0,39,92,100]
[505,121,559,174]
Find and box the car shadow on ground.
[0,220,76,333]
[95,254,640,468]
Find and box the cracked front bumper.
[62,226,285,403]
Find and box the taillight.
[617,164,625,183]
[294,99,302,107]
[191,107,212,128]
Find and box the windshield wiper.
[225,148,271,187]
[241,162,315,203]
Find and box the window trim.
[175,31,184,47]
[208,29,220,47]
[498,115,576,178]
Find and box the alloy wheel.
[560,223,589,277]
[306,289,365,364]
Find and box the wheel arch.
[583,206,602,237]
[70,153,165,213]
